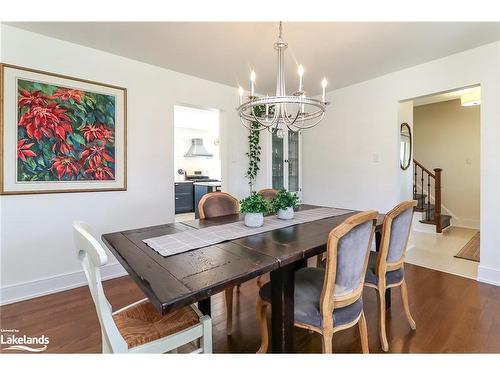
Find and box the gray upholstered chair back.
[334,220,373,297]
[386,207,413,263]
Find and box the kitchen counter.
[193,181,221,187]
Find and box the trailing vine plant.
[245,105,265,191]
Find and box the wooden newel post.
[434,168,442,233]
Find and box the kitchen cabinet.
[270,129,301,195]
[174,182,194,214]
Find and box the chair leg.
[321,330,333,354]
[200,315,212,354]
[358,312,370,354]
[225,287,234,336]
[256,275,263,288]
[376,287,389,352]
[400,280,416,330]
[256,297,269,353]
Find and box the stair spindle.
[427,174,431,220]
[421,167,424,209]
[434,168,443,233]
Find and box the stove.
[184,171,220,183]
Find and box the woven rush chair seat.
[113,301,200,349]
[74,221,212,353]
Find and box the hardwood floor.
[1,263,499,353]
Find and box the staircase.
[413,159,451,233]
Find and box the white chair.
[73,221,212,354]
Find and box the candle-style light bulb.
[298,65,304,92]
[321,78,328,102]
[238,86,244,105]
[250,70,256,97]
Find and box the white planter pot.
[277,206,294,220]
[244,212,264,227]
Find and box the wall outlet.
[372,153,380,163]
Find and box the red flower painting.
[17,139,37,162]
[16,79,116,182]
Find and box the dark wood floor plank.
[1,264,499,354]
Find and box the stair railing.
[413,159,443,233]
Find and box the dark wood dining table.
[102,204,384,353]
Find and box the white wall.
[414,99,481,229]
[0,25,269,303]
[302,41,500,286]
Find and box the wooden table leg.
[270,263,296,353]
[375,231,391,310]
[198,297,211,316]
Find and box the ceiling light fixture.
[237,22,329,133]
[460,91,481,106]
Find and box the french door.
[271,129,302,196]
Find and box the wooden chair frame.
[256,211,378,354]
[197,191,240,335]
[198,192,239,220]
[73,222,212,354]
[258,188,279,200]
[364,200,417,352]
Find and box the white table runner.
[143,207,353,257]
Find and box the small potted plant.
[240,192,270,228]
[271,189,300,220]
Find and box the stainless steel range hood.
[184,138,213,157]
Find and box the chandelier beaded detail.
[237,22,329,133]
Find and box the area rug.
[454,232,480,262]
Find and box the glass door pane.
[288,130,300,192]
[272,132,284,190]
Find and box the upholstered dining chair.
[256,210,378,354]
[364,200,417,352]
[258,188,279,201]
[198,192,240,335]
[73,222,212,353]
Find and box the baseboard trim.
[0,262,127,306]
[478,265,500,287]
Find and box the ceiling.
[6,22,500,95]
[412,86,481,106]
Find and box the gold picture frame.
[0,64,127,194]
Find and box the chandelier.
[237,22,329,133]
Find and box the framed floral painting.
[0,64,127,194]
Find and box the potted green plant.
[240,192,270,227]
[271,189,300,220]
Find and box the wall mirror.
[400,123,412,170]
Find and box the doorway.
[173,105,221,222]
[402,86,481,280]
